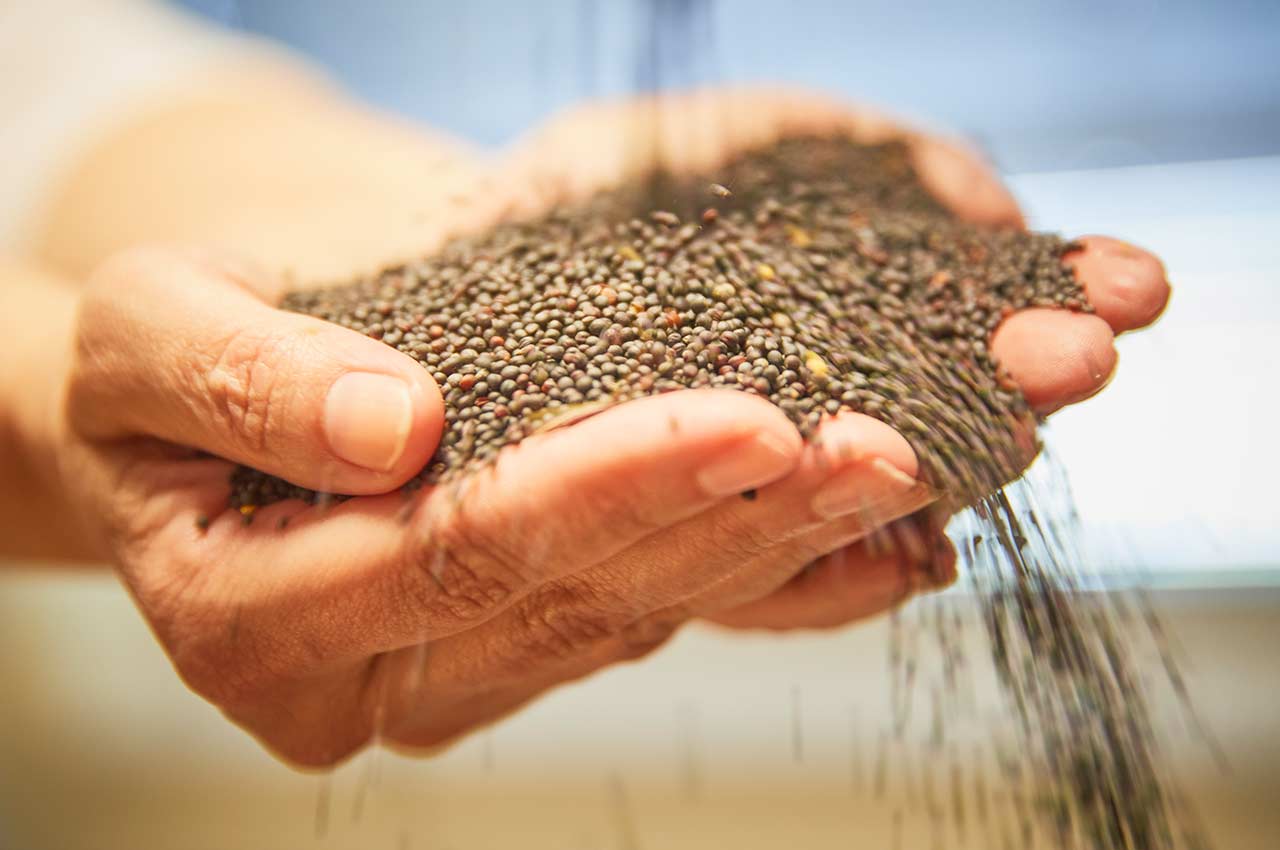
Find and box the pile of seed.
[230,137,1085,509]
[229,135,1204,850]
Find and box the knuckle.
[781,535,831,568]
[815,514,879,553]
[589,487,670,542]
[88,245,171,294]
[69,251,168,403]
[517,581,633,660]
[706,512,788,565]
[614,612,683,662]
[196,326,291,454]
[403,513,523,628]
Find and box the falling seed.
[791,684,804,763]
[709,182,732,198]
[608,773,641,850]
[314,774,331,840]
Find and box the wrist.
[0,262,103,563]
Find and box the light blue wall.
[177,0,1279,172]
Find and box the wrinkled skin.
[56,89,1169,766]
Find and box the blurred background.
[181,0,1280,172]
[2,1,1277,848]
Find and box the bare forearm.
[2,59,485,563]
[24,61,486,285]
[0,262,102,563]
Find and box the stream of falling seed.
[790,684,804,763]
[676,700,702,801]
[873,450,1213,849]
[608,773,642,850]
[314,773,332,840]
[849,705,863,795]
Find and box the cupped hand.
[506,87,1170,631]
[58,89,1169,766]
[61,248,937,765]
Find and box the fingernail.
[324,372,413,471]
[911,532,962,591]
[812,458,933,521]
[697,431,797,496]
[920,561,958,591]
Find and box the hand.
[49,89,1168,768]
[508,88,1170,631]
[55,246,938,765]
[54,237,954,766]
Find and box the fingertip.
[812,411,920,478]
[638,388,806,456]
[910,136,1023,228]
[622,390,804,497]
[1065,235,1171,333]
[306,323,446,495]
[991,308,1118,414]
[920,533,958,591]
[398,366,446,476]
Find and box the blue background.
[174,0,1280,173]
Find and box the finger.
[170,389,804,680]
[507,88,804,210]
[1064,236,1171,333]
[660,88,1024,227]
[404,413,931,693]
[72,246,445,495]
[708,526,958,631]
[508,87,1016,227]
[613,413,937,620]
[380,452,943,749]
[369,413,932,749]
[668,491,951,622]
[908,135,1024,228]
[379,521,952,749]
[989,308,1118,415]
[736,90,1024,227]
[600,412,934,625]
